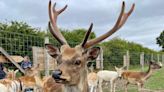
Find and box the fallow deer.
[0,77,22,92]
[87,72,98,92]
[5,69,19,80]
[97,69,121,92]
[46,0,135,92]
[18,65,42,92]
[87,64,98,92]
[115,61,162,92]
[0,69,22,92]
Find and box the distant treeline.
[0,21,163,66]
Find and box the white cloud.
[0,0,163,51]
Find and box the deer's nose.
[52,69,62,80]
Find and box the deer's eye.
[74,60,81,65]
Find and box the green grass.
[103,65,164,92]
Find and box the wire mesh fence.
[0,31,163,69]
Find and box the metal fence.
[0,31,78,61]
[0,31,163,69]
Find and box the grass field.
[103,65,164,92]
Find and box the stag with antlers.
[46,0,135,92]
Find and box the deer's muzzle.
[52,70,71,83]
[52,70,62,80]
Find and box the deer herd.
[0,0,163,92]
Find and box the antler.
[83,2,135,48]
[81,23,93,47]
[48,0,68,45]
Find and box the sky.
[0,0,164,51]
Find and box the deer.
[0,65,43,92]
[115,61,162,92]
[5,69,19,80]
[46,0,135,92]
[0,68,22,92]
[0,77,22,92]
[97,68,122,92]
[18,64,43,92]
[87,64,98,92]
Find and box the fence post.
[140,52,144,71]
[44,36,49,76]
[157,54,160,62]
[100,47,104,70]
[96,47,103,70]
[123,51,130,70]
[123,55,127,67]
[126,50,130,70]
[162,54,164,64]
[151,53,154,61]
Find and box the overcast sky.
[0,0,163,51]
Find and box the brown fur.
[117,61,162,92]
[122,71,146,80]
[46,0,135,91]
[43,76,63,92]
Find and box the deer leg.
[137,83,143,92]
[141,83,144,90]
[93,86,97,92]
[125,81,129,92]
[110,81,113,92]
[90,85,94,92]
[113,82,116,92]
[98,79,103,92]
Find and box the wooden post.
[151,53,154,61]
[162,54,164,64]
[0,47,25,74]
[123,55,127,67]
[32,47,38,67]
[126,51,130,70]
[44,36,49,76]
[157,54,160,62]
[140,52,144,71]
[100,47,104,70]
[96,47,103,70]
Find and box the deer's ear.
[14,69,19,74]
[115,66,119,70]
[86,47,100,60]
[45,44,60,58]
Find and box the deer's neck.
[64,69,88,92]
[143,65,153,81]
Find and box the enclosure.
[0,31,164,92]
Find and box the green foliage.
[47,28,96,47]
[0,21,96,57]
[156,30,164,51]
[0,21,45,57]
[0,21,45,36]
[101,38,157,66]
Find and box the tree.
[48,28,96,47]
[0,21,96,56]
[156,30,164,51]
[0,21,45,56]
[101,38,157,66]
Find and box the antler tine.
[48,0,68,45]
[117,3,135,29]
[48,22,66,44]
[81,23,93,47]
[83,1,135,48]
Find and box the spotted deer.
[115,61,162,92]
[46,0,135,92]
[0,69,22,92]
